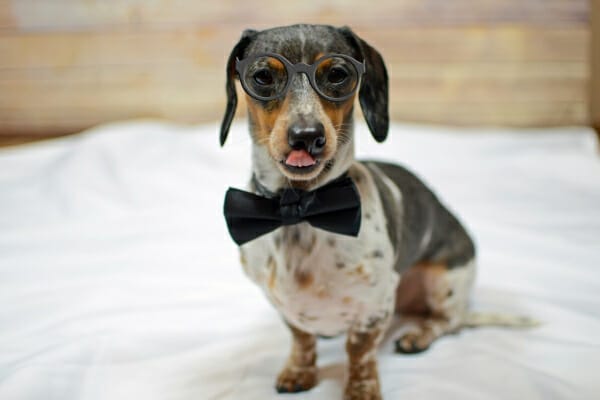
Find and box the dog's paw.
[275,365,317,393]
[344,379,382,400]
[394,331,432,354]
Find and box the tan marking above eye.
[267,58,285,72]
[315,57,333,70]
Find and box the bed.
[0,120,598,399]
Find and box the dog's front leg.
[345,325,385,400]
[276,322,318,393]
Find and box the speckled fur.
[241,162,398,337]
[221,24,477,400]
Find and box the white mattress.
[0,121,599,400]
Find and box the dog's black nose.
[287,123,326,155]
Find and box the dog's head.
[220,24,388,183]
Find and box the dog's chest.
[239,164,399,336]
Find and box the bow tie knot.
[279,190,304,225]
[223,175,362,245]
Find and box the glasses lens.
[241,56,288,100]
[314,56,360,99]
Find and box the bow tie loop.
[279,189,304,225]
[278,189,321,226]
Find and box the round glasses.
[236,53,365,102]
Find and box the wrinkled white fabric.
[0,121,598,400]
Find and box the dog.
[219,24,487,400]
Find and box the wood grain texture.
[592,0,600,137]
[0,0,592,144]
[0,0,589,31]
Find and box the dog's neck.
[250,131,356,195]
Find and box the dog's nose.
[287,123,326,155]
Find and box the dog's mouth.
[285,149,317,168]
[281,149,320,175]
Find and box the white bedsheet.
[0,121,599,400]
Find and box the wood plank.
[389,102,588,126]
[361,27,589,62]
[0,75,587,125]
[216,98,588,129]
[591,0,600,136]
[0,65,224,85]
[0,73,586,113]
[0,105,224,138]
[388,61,586,80]
[0,133,76,147]
[0,61,586,85]
[0,100,587,140]
[0,29,235,69]
[0,0,589,32]
[390,79,586,102]
[0,0,591,142]
[0,73,589,135]
[0,27,588,71]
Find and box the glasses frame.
[235,53,366,102]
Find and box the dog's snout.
[287,123,326,155]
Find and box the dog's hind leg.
[276,323,318,393]
[394,259,476,354]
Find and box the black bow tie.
[223,175,361,245]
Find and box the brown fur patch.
[267,255,277,289]
[315,56,333,71]
[239,251,248,274]
[395,262,447,315]
[276,324,318,393]
[395,261,473,354]
[288,324,316,366]
[346,330,380,365]
[313,52,325,62]
[245,95,285,145]
[345,329,382,399]
[320,96,355,138]
[299,312,319,322]
[347,264,370,281]
[396,320,443,353]
[294,268,314,289]
[316,285,328,299]
[267,57,285,72]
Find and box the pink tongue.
[285,150,316,167]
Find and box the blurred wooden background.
[0,0,593,145]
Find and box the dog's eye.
[253,69,274,86]
[327,67,348,84]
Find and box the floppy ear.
[219,29,257,146]
[338,27,389,142]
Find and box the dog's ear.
[220,29,257,146]
[338,26,389,142]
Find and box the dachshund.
[220,24,482,400]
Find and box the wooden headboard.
[0,0,595,145]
